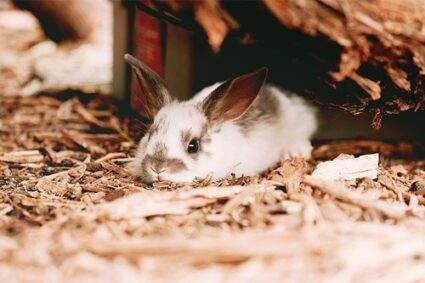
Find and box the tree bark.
[147,0,425,124]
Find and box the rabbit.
[125,54,317,183]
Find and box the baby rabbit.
[125,54,317,183]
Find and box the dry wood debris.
[1,2,425,281]
[0,92,424,282]
[311,153,379,180]
[147,0,425,118]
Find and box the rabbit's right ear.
[201,67,268,123]
[125,54,172,118]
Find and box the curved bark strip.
[261,0,425,112]
[149,0,425,123]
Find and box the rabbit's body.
[125,54,317,183]
[190,83,316,177]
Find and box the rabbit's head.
[125,54,267,183]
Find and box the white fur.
[132,84,317,183]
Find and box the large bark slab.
[146,0,425,125]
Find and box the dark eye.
[187,138,199,154]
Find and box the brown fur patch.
[147,123,158,136]
[180,130,192,147]
[236,89,279,133]
[143,155,187,175]
[201,124,208,137]
[180,123,212,160]
[152,143,167,160]
[141,143,188,182]
[167,158,188,173]
[139,157,154,183]
[199,123,212,147]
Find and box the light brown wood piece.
[311,153,379,181]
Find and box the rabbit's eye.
[187,138,199,154]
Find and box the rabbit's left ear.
[202,67,268,123]
[125,54,173,119]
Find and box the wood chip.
[95,152,127,163]
[75,104,111,129]
[0,150,43,163]
[304,176,408,219]
[63,130,106,155]
[311,153,379,181]
[100,161,129,177]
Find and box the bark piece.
[149,0,425,115]
[311,153,379,181]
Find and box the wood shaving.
[311,153,379,180]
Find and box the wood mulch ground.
[1,93,424,282]
[1,3,425,282]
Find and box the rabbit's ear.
[125,54,173,118]
[202,67,268,123]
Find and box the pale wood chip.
[311,153,379,181]
[95,152,127,163]
[0,150,43,163]
[304,176,408,219]
[92,192,191,220]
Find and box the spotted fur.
[236,88,280,134]
[126,54,317,183]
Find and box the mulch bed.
[1,3,424,282]
[0,93,424,282]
